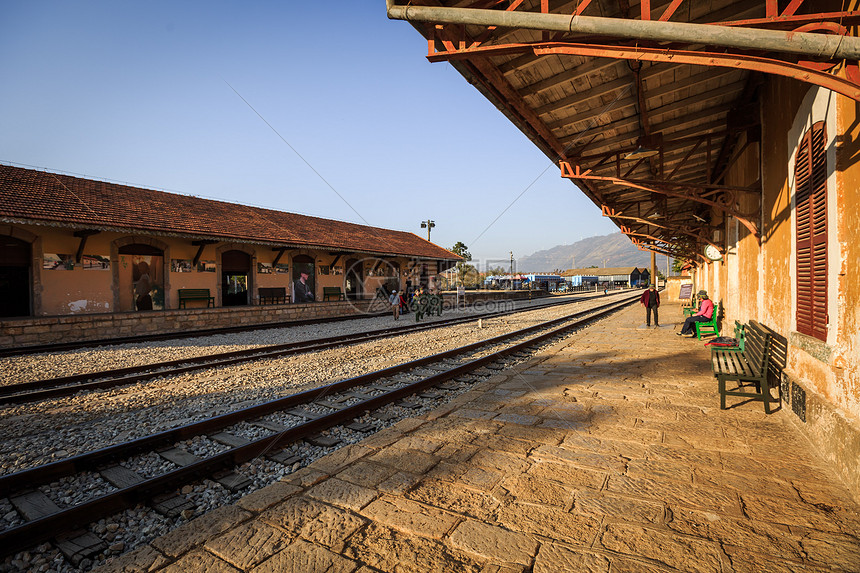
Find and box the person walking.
[677,290,713,336]
[640,283,660,327]
[389,289,400,320]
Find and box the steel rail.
[0,296,637,553]
[0,294,636,492]
[0,293,611,404]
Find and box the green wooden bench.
[721,321,746,352]
[693,301,721,339]
[259,287,288,305]
[684,293,707,317]
[177,288,214,309]
[712,320,774,413]
[323,286,345,301]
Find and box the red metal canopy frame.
[392,1,859,259]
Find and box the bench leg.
[718,378,727,409]
[762,380,772,414]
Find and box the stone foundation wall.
[0,290,548,350]
[0,300,379,350]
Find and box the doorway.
[222,250,251,306]
[344,258,363,300]
[291,254,315,303]
[118,244,164,311]
[0,236,31,317]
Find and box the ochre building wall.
[2,224,432,317]
[698,74,860,496]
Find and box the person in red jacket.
[640,284,660,327]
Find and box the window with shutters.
[794,121,828,341]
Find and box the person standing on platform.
[640,283,660,327]
[389,290,400,320]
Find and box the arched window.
[795,121,828,341]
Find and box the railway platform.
[98,304,860,572]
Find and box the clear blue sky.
[0,1,618,267]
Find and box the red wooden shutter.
[795,122,828,341]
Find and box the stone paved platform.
[99,304,860,572]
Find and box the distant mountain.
[516,232,656,273]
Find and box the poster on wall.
[318,265,330,276]
[171,259,193,273]
[274,264,289,274]
[43,253,75,270]
[197,260,216,273]
[291,261,315,303]
[258,262,274,274]
[82,254,110,270]
[332,266,343,275]
[131,255,164,311]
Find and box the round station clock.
[704,244,723,261]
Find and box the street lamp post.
[420,220,435,242]
[509,251,514,290]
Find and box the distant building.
[561,267,649,287]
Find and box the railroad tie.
[99,465,145,489]
[266,451,302,465]
[151,492,195,517]
[10,491,61,521]
[345,421,375,433]
[285,407,320,419]
[209,431,252,448]
[304,434,342,448]
[253,420,290,433]
[54,531,107,566]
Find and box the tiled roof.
[561,267,644,276]
[0,165,459,260]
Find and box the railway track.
[0,290,602,359]
[0,292,617,405]
[0,294,636,565]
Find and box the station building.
[388,1,860,497]
[0,164,459,343]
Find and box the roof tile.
[0,165,459,260]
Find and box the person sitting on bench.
[677,290,713,337]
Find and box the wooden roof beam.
[570,117,730,157]
[538,77,635,120]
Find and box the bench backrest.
[711,301,721,322]
[178,289,211,297]
[323,287,342,293]
[259,287,286,297]
[745,321,771,372]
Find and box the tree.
[451,241,471,260]
[450,242,473,286]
